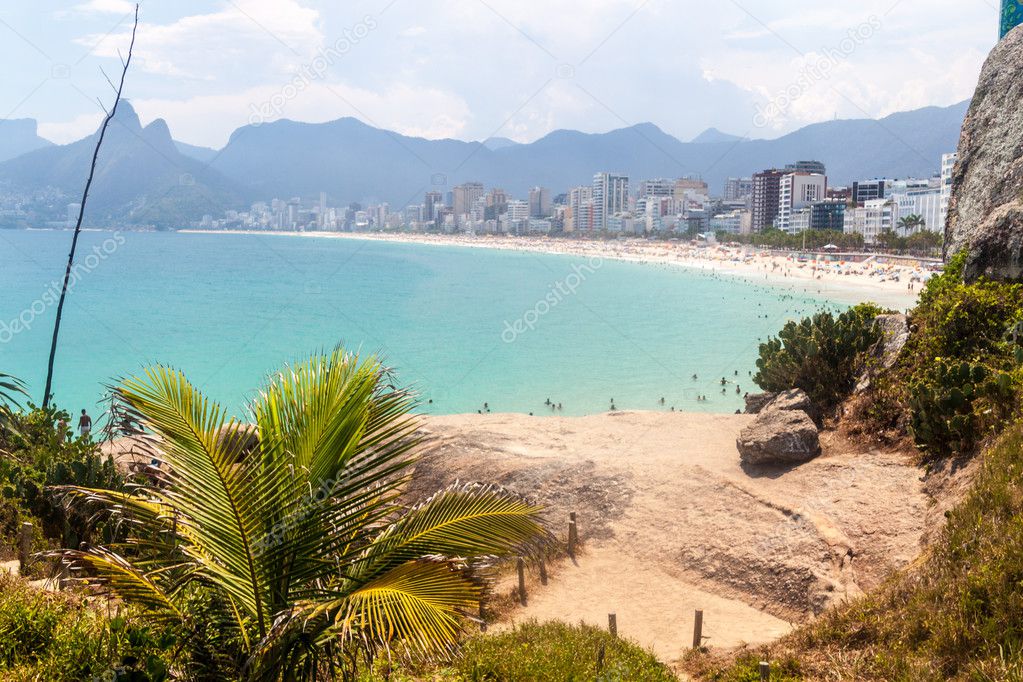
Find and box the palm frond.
[114,366,276,635]
[357,483,550,580]
[61,548,186,626]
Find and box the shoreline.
[179,229,923,310]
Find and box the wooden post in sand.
[517,557,527,606]
[759,661,770,681]
[18,522,32,575]
[692,609,704,649]
[568,512,578,557]
[539,559,548,585]
[608,613,617,637]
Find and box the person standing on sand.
[78,409,92,438]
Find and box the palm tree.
[896,214,925,236]
[59,349,549,679]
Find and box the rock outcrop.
[945,25,1023,280]
[737,407,821,466]
[856,314,911,392]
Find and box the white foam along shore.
[179,229,927,311]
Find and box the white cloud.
[76,0,323,81]
[73,0,135,14]
[38,112,104,144]
[131,81,472,148]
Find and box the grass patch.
[361,621,679,681]
[0,573,173,681]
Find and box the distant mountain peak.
[690,127,745,144]
[483,136,519,151]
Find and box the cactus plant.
[754,303,883,413]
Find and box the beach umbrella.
[823,244,840,251]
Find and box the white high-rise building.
[941,152,957,228]
[568,186,592,231]
[593,172,629,231]
[776,172,826,233]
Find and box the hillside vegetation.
[690,257,1023,680]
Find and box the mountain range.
[0,100,969,228]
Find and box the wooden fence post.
[18,522,32,575]
[517,557,527,606]
[608,613,617,637]
[539,559,548,585]
[568,512,578,557]
[692,609,704,649]
[759,661,770,681]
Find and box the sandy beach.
[408,411,931,663]
[181,230,927,311]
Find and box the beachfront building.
[751,169,786,232]
[452,182,485,220]
[607,212,638,234]
[528,186,552,217]
[851,179,889,204]
[593,172,630,231]
[776,172,826,233]
[810,200,846,231]
[785,160,827,176]
[567,185,594,232]
[941,152,957,227]
[845,198,896,244]
[723,177,753,203]
[709,208,751,234]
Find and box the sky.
[0,0,1000,149]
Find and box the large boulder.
[744,392,777,414]
[945,25,1023,280]
[737,408,821,466]
[764,388,814,415]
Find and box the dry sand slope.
[412,411,930,661]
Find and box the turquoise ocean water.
[0,230,852,420]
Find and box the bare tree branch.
[42,3,140,409]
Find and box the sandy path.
[412,411,930,660]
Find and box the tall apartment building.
[777,172,827,233]
[452,182,484,218]
[424,191,444,222]
[851,179,889,204]
[568,185,593,231]
[528,186,552,217]
[592,172,629,231]
[723,177,753,202]
[751,169,786,232]
[941,152,957,228]
[673,177,708,201]
[785,160,827,176]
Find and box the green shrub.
[908,360,1017,457]
[0,573,173,681]
[860,252,1023,453]
[754,303,883,413]
[455,621,677,681]
[0,405,124,559]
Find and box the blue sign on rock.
[1003,0,1023,38]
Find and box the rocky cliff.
[945,25,1023,280]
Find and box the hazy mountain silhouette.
[0,119,52,163]
[690,128,746,144]
[208,101,968,207]
[0,102,241,227]
[0,100,968,223]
